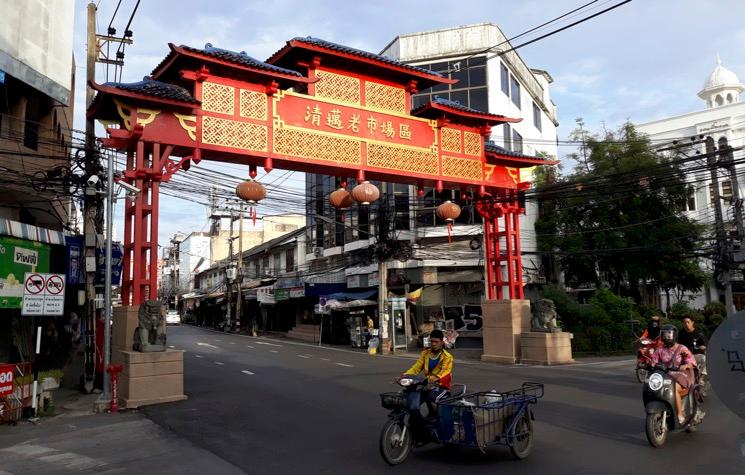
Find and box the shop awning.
[0,218,65,245]
[325,289,377,301]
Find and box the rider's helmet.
[648,315,661,339]
[660,324,678,348]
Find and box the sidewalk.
[0,387,243,475]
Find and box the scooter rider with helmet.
[648,325,697,425]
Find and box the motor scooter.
[643,363,705,447]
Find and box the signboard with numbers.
[21,273,66,316]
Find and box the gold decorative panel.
[202,116,267,151]
[464,131,482,156]
[365,81,407,114]
[202,82,235,115]
[442,156,482,181]
[315,70,361,105]
[440,128,462,153]
[367,143,438,175]
[239,90,267,120]
[273,128,361,165]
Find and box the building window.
[710,181,733,203]
[500,63,509,96]
[262,256,269,274]
[285,248,295,272]
[254,261,260,277]
[273,254,281,275]
[687,192,696,211]
[533,102,542,132]
[504,123,512,150]
[512,129,523,153]
[510,75,521,109]
[411,56,489,112]
[393,183,410,231]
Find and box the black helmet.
[660,324,677,348]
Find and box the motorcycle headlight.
[399,378,413,387]
[648,373,664,391]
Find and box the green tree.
[535,122,707,302]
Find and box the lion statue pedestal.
[520,298,574,365]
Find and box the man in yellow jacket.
[400,329,453,404]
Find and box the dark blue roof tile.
[102,78,198,103]
[182,43,303,77]
[280,37,444,78]
[485,141,545,161]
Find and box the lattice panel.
[365,81,407,114]
[274,128,361,165]
[202,82,235,115]
[367,143,438,175]
[240,90,267,120]
[202,116,267,151]
[464,131,482,156]
[440,128,462,153]
[315,70,360,105]
[442,155,482,181]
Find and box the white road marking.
[230,342,236,345]
[320,358,330,361]
[246,345,255,349]
[1,444,57,456]
[297,354,311,359]
[215,339,222,342]
[168,345,175,348]
[335,362,353,368]
[256,341,282,347]
[269,350,278,353]
[197,342,218,349]
[194,354,204,358]
[241,370,255,375]
[215,361,224,365]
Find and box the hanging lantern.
[329,187,354,209]
[436,200,461,244]
[350,181,380,205]
[235,179,266,204]
[436,200,461,222]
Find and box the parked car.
[166,310,181,325]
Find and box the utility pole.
[236,206,244,331]
[707,136,734,316]
[225,209,234,330]
[376,197,390,354]
[719,137,744,316]
[82,2,99,394]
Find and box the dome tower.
[698,55,745,108]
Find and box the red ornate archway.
[88,37,555,306]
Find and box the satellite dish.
[708,310,745,420]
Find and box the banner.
[95,241,124,286]
[65,235,85,285]
[0,236,50,308]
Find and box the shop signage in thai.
[0,237,50,308]
[21,273,66,316]
[0,364,13,397]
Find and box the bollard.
[106,364,123,413]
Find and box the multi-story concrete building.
[637,56,745,310]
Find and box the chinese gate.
[88,37,553,307]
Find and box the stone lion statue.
[532,298,561,332]
[133,300,167,352]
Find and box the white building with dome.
[637,56,745,311]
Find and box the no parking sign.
[21,273,65,316]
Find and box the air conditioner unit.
[313,247,323,257]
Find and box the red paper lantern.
[329,187,354,209]
[350,181,380,205]
[436,200,461,222]
[235,180,266,204]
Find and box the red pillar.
[477,194,524,300]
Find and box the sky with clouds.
[71,0,745,247]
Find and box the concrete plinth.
[481,300,531,364]
[520,331,574,365]
[118,349,187,408]
[111,306,140,365]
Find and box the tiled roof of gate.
[485,141,546,161]
[180,44,304,77]
[101,78,198,103]
[269,37,445,78]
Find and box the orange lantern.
[350,181,380,205]
[329,187,354,209]
[436,200,461,222]
[235,180,266,204]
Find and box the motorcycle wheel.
[508,412,534,460]
[645,412,668,447]
[379,419,412,465]
[635,367,647,384]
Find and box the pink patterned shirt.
[650,343,696,367]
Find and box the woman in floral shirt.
[649,325,697,424]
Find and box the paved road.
[145,325,745,474]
